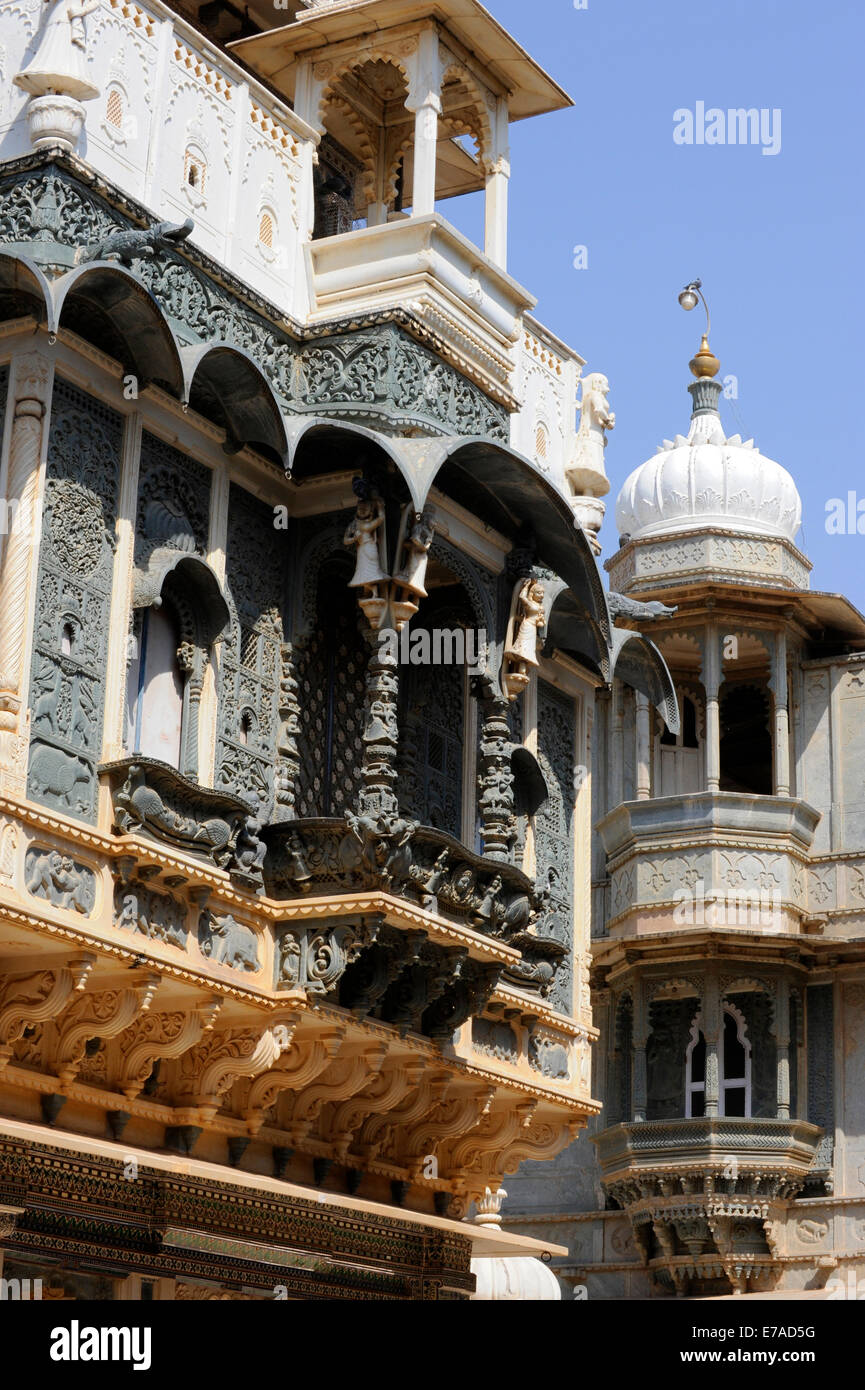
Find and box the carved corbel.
[240,1023,345,1131]
[439,1099,537,1179]
[174,1022,295,1111]
[51,975,160,1085]
[353,1069,450,1163]
[321,1055,428,1160]
[116,998,221,1099]
[280,1042,390,1146]
[395,1086,496,1175]
[0,964,87,1052]
[495,1115,583,1177]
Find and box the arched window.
[258,209,275,249]
[184,148,207,199]
[126,558,229,779]
[685,1004,752,1118]
[126,602,184,768]
[535,420,550,462]
[106,87,124,130]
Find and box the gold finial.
[678,280,720,379]
[690,333,720,379]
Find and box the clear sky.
[443,0,865,609]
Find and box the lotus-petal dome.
[615,379,802,544]
[471,1256,563,1301]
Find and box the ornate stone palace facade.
[506,348,865,1298]
[0,0,679,1299]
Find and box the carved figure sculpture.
[78,218,195,268]
[28,745,91,812]
[503,579,545,701]
[391,509,435,630]
[344,497,388,628]
[200,912,260,972]
[14,0,101,101]
[26,849,93,913]
[567,372,615,496]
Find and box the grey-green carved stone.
[27,378,123,823]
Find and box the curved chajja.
[180,341,288,465]
[0,250,678,728]
[51,261,186,398]
[0,251,53,325]
[610,629,681,735]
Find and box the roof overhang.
[229,0,573,121]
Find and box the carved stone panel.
[25,847,95,915]
[27,379,123,822]
[114,878,188,949]
[807,983,835,1176]
[198,909,260,973]
[215,486,283,819]
[535,680,576,1016]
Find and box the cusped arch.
[439,58,495,166]
[132,551,230,647]
[51,262,185,397]
[318,48,411,133]
[180,342,288,466]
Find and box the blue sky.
[444,0,865,608]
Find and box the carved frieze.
[0,163,509,440]
[25,847,95,915]
[198,910,261,973]
[114,878,188,949]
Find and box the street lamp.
[678,278,719,380]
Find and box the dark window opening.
[720,684,772,794]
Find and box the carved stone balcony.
[597,792,820,935]
[264,818,566,1003]
[595,1117,823,1187]
[306,214,535,408]
[594,1117,824,1296]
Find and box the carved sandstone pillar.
[274,641,302,821]
[475,684,516,862]
[484,96,510,268]
[358,624,400,819]
[0,353,53,784]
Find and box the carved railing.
[101,757,266,890]
[263,818,567,1001]
[595,1117,822,1187]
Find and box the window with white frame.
[685,1003,752,1118]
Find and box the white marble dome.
[471,1256,563,1300]
[615,385,802,544]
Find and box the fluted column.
[702,624,721,792]
[0,352,52,790]
[635,691,651,800]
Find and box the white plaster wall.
[0,0,315,318]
